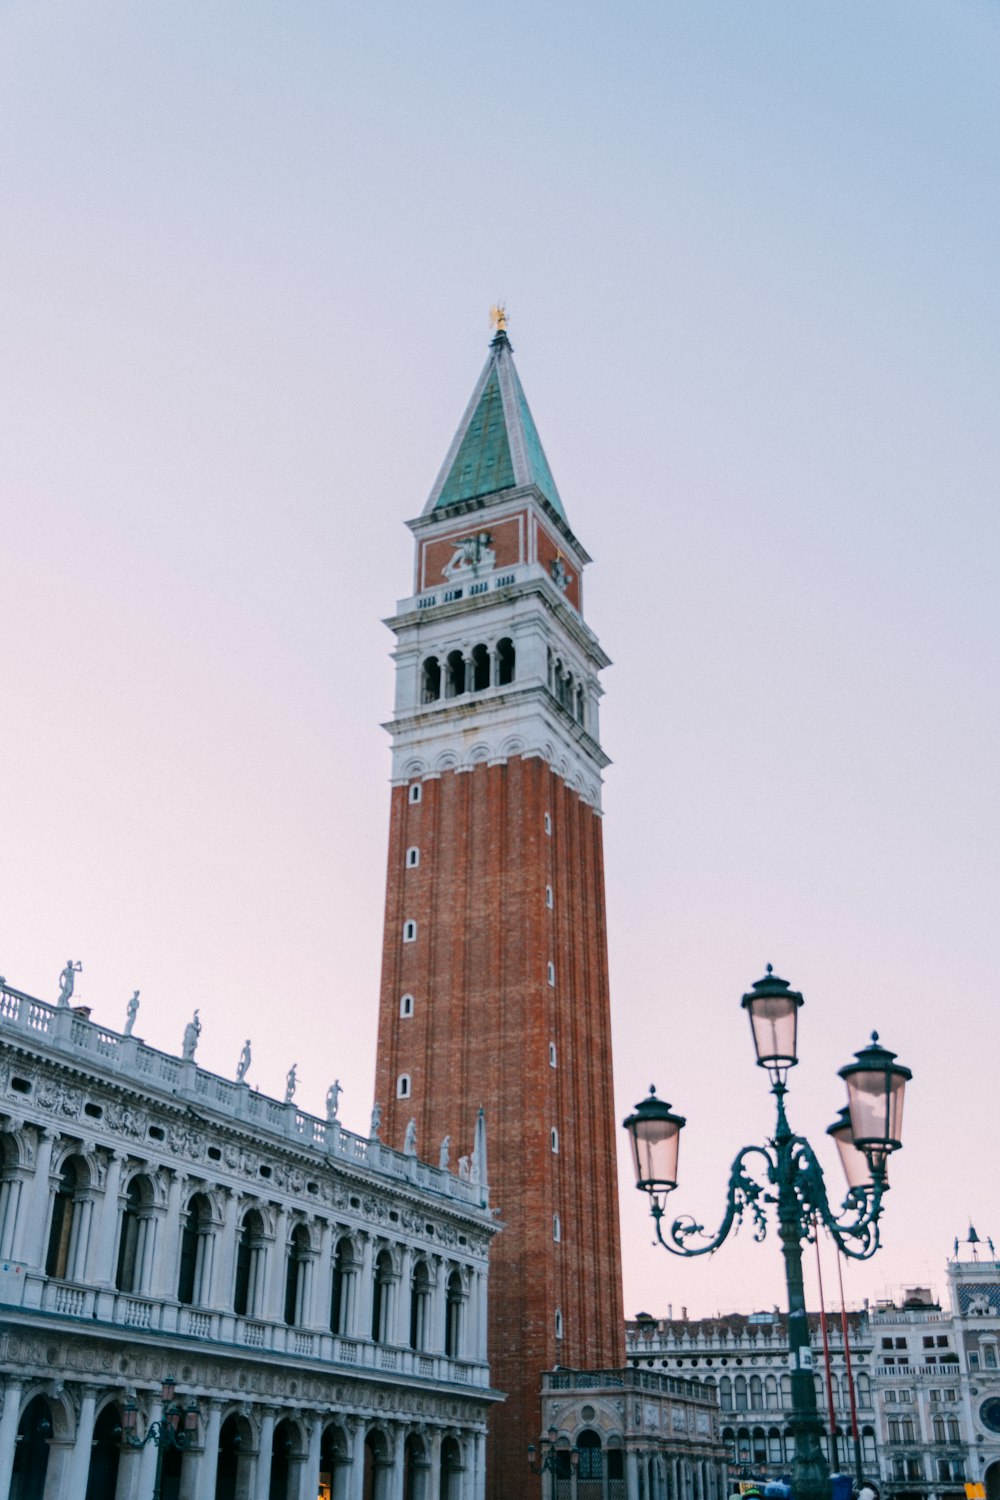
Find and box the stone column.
[17,1127,54,1268]
[427,1259,445,1356]
[396,1246,412,1347]
[0,1378,23,1500]
[387,1423,405,1500]
[86,1150,124,1286]
[68,1194,94,1281]
[0,1174,23,1261]
[347,1420,367,1500]
[194,1399,222,1500]
[311,1220,332,1331]
[64,1387,99,1498]
[627,1449,641,1500]
[209,1190,239,1311]
[155,1169,186,1299]
[357,1234,375,1343]
[138,1211,158,1295]
[300,1417,322,1500]
[475,1269,488,1362]
[254,1409,276,1500]
[264,1206,289,1321]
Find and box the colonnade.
[0,1377,486,1500]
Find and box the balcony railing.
[24,1276,490,1386]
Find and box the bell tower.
[374,319,624,1498]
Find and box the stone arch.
[269,1415,306,1500]
[86,1399,123,1500]
[180,1182,225,1221]
[365,1425,393,1500]
[403,1430,431,1500]
[444,1266,466,1358]
[120,1164,167,1208]
[410,1257,434,1350]
[214,1408,254,1500]
[321,1421,351,1500]
[439,1434,463,1500]
[434,750,459,772]
[468,742,491,763]
[372,1245,397,1343]
[177,1190,214,1306]
[330,1231,360,1335]
[0,1127,31,1170]
[500,736,525,757]
[11,1392,54,1500]
[236,1198,275,1237]
[45,1153,93,1280]
[421,655,442,703]
[284,1220,313,1326]
[402,759,427,780]
[234,1206,269,1317]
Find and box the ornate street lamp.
[528,1426,579,1497]
[624,968,911,1500]
[120,1377,200,1500]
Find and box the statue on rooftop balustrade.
[236,1039,251,1082]
[284,1064,297,1103]
[57,959,82,1008]
[326,1079,342,1122]
[404,1118,417,1156]
[124,990,139,1036]
[181,1009,201,1060]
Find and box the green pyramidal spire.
[423,325,566,521]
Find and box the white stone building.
[869,1232,1000,1500]
[539,1365,728,1500]
[0,977,499,1500]
[625,1310,878,1482]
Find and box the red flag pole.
[813,1225,840,1472]
[835,1242,864,1485]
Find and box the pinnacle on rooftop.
[424,322,566,520]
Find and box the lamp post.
[528,1426,579,1497]
[119,1376,200,1500]
[624,968,911,1500]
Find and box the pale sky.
[2,1,998,1323]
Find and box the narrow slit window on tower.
[397,1074,411,1099]
[549,1042,557,1069]
[446,649,466,697]
[547,961,555,987]
[551,1127,559,1154]
[403,920,417,943]
[544,812,552,836]
[421,656,441,703]
[409,783,422,805]
[555,1307,564,1340]
[553,1214,561,1242]
[496,636,515,686]
[472,642,490,692]
[545,884,553,909]
[400,994,414,1019]
[406,846,420,868]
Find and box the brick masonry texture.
[374,755,624,1500]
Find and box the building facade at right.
[624,1230,1000,1500]
[870,1231,1000,1500]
